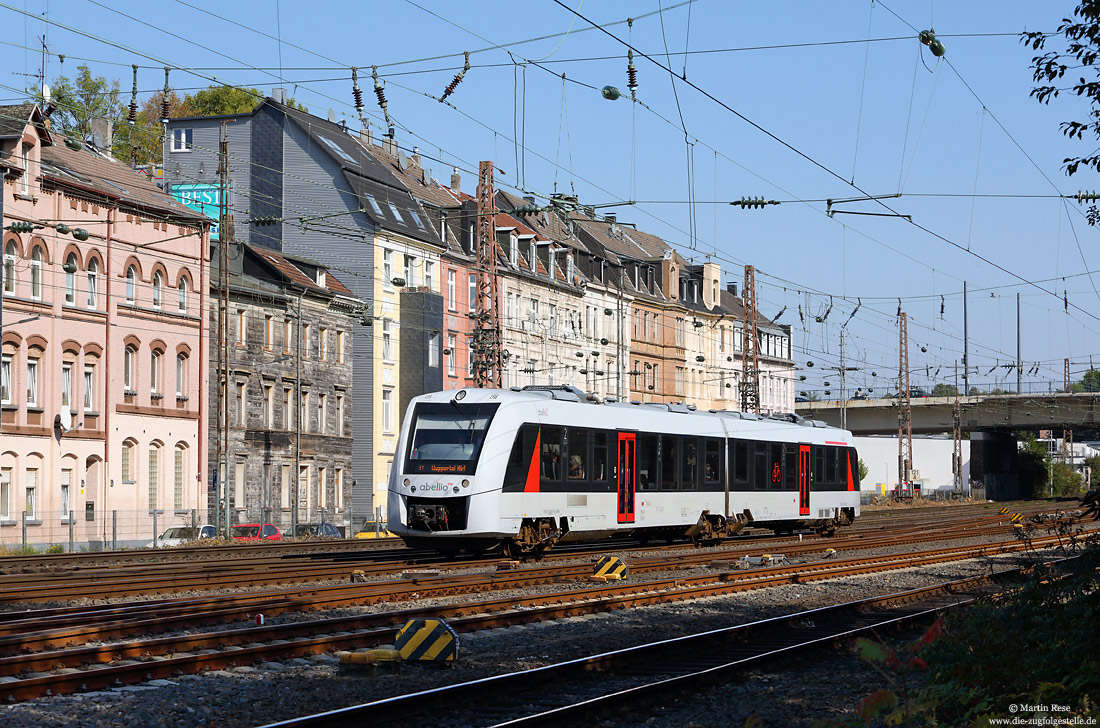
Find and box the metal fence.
[0,507,359,552]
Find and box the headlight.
[461,479,470,488]
[403,478,411,486]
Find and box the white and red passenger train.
[387,386,860,557]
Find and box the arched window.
[175,353,187,397]
[65,253,78,304]
[125,266,136,303]
[123,346,137,392]
[173,444,187,510]
[152,271,163,309]
[30,246,43,299]
[86,258,99,309]
[2,241,14,292]
[177,276,188,313]
[150,350,162,394]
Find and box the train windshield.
[404,402,499,475]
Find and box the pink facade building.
[1,104,210,548]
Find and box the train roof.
[418,386,849,436]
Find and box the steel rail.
[0,534,1068,701]
[257,565,1048,728]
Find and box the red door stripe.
[846,451,855,492]
[524,428,541,493]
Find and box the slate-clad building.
[165,94,444,520]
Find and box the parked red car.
[230,523,283,541]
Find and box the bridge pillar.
[970,430,1020,500]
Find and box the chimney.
[727,281,738,298]
[272,87,287,104]
[89,118,113,152]
[327,109,336,122]
[702,261,720,310]
[382,134,398,157]
[411,146,421,167]
[359,126,373,146]
[451,166,461,194]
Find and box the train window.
[813,446,825,487]
[660,435,679,490]
[769,442,783,490]
[783,444,797,490]
[638,433,658,490]
[681,438,699,491]
[733,440,749,487]
[541,427,563,483]
[404,401,500,474]
[592,432,610,482]
[704,439,721,483]
[503,424,540,491]
[567,428,590,480]
[754,441,768,490]
[825,447,837,488]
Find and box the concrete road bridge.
[796,392,1100,500]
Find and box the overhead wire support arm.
[826,192,905,218]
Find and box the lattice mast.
[1065,358,1071,392]
[739,265,761,413]
[898,312,913,490]
[472,161,502,387]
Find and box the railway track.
[0,507,1049,605]
[257,564,1045,728]
[0,530,1071,703]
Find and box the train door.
[798,445,811,516]
[617,433,636,523]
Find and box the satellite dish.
[42,84,51,103]
[59,408,71,431]
[397,151,409,171]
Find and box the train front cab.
[389,396,506,552]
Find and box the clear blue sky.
[3,0,1095,397]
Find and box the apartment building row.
[0,96,795,544]
[161,94,795,524]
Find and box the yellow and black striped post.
[593,555,629,580]
[395,618,460,662]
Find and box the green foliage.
[49,64,122,141]
[1071,368,1100,393]
[931,383,958,397]
[1086,455,1100,487]
[1024,2,1100,181]
[1017,433,1051,498]
[184,85,307,116]
[45,543,64,554]
[920,538,1100,724]
[858,458,869,482]
[1051,461,1085,496]
[184,85,264,116]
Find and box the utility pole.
[217,123,231,538]
[963,281,969,395]
[472,161,502,388]
[1064,358,1071,392]
[1016,292,1022,394]
[898,312,913,494]
[739,265,760,414]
